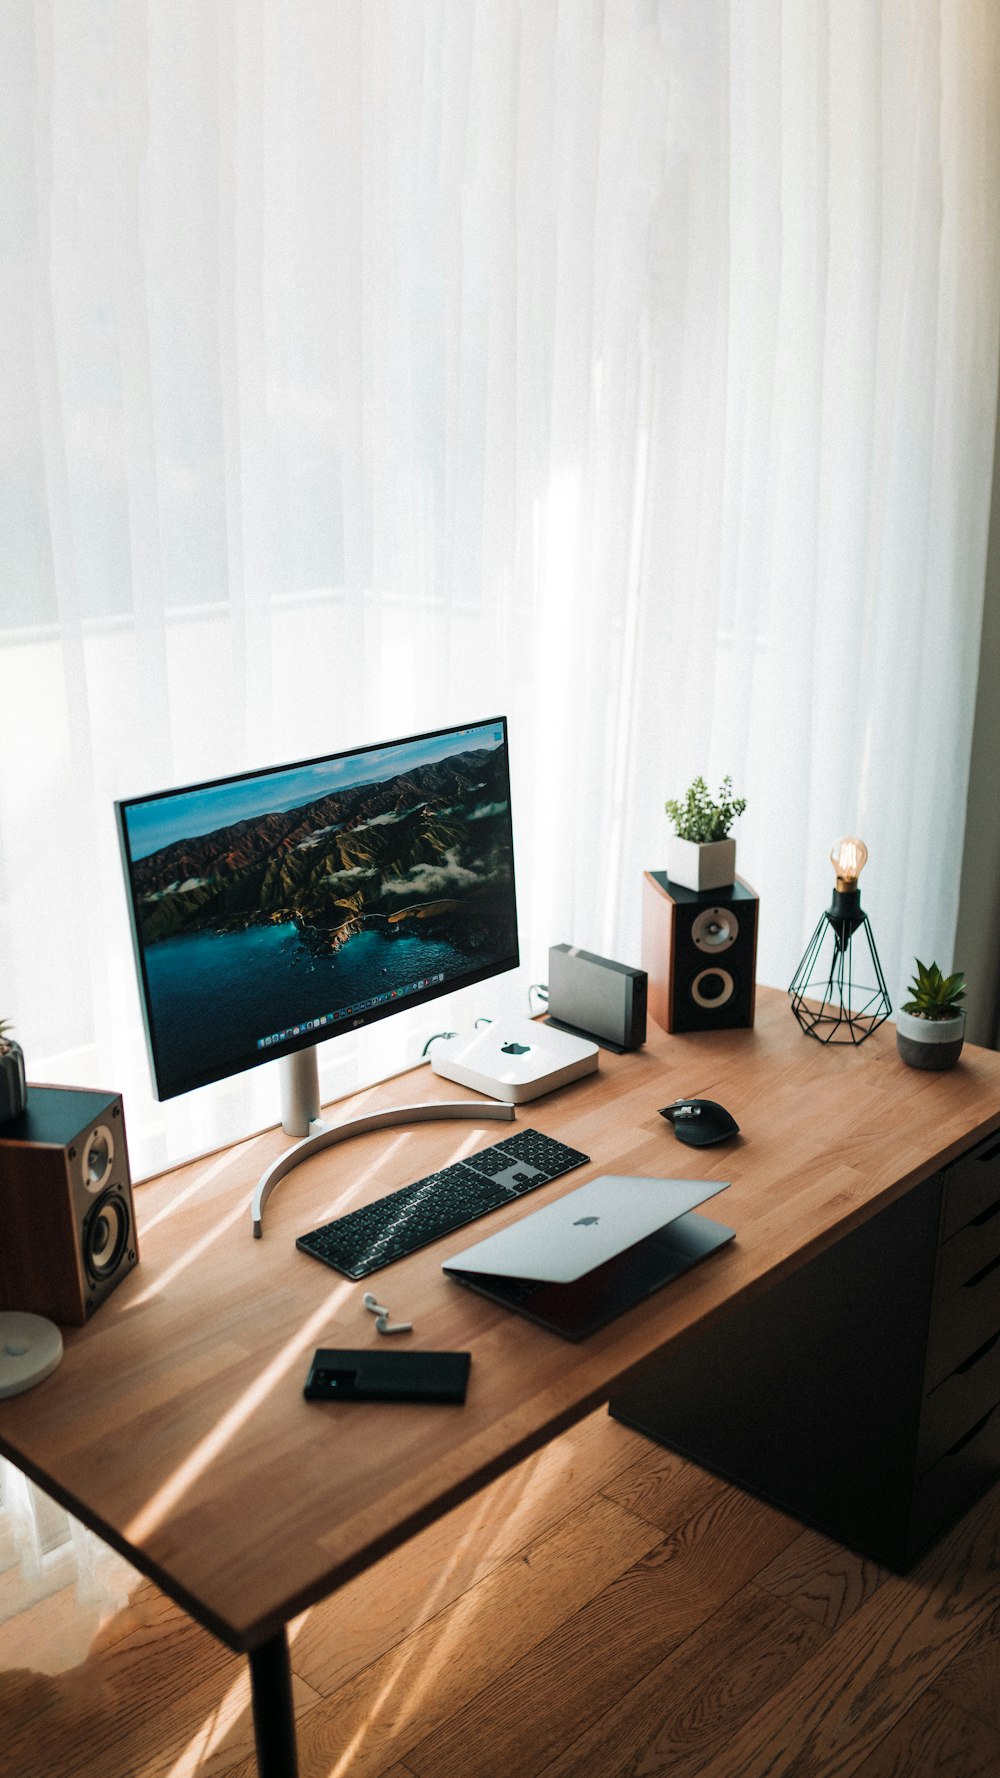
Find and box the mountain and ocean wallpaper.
[120,722,517,1096]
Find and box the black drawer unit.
[927,1131,1000,1383]
[913,1129,1000,1541]
[610,1126,1000,1572]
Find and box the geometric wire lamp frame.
[788,836,892,1045]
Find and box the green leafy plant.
[0,1020,14,1052]
[664,775,746,843]
[902,960,966,1022]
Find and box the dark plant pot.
[0,1039,27,1122]
[895,1008,965,1072]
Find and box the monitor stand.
[250,1046,515,1236]
[279,1044,326,1140]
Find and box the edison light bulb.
[830,836,868,891]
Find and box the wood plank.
[403,1487,800,1778]
[687,1480,1000,1778]
[525,1581,829,1778]
[222,1492,663,1778]
[850,1691,1000,1778]
[291,1406,648,1695]
[0,1576,318,1778]
[0,1577,121,1675]
[753,1525,888,1631]
[931,1600,1000,1733]
[4,1457,1000,1778]
[4,992,1000,1648]
[600,1443,729,1533]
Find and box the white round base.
[0,1312,64,1399]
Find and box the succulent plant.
[901,960,966,1022]
[664,775,746,843]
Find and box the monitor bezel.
[115,716,519,1103]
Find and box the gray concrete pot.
[896,1007,965,1071]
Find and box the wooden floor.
[3,1408,1000,1778]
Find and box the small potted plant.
[0,1019,27,1122]
[664,775,746,893]
[896,960,966,1071]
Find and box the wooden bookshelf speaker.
[642,870,758,1033]
[0,1085,139,1326]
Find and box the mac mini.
[430,1016,599,1103]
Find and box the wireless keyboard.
[295,1127,590,1280]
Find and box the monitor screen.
[116,717,518,1101]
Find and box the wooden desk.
[2,986,1000,1775]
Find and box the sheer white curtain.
[0,1457,134,1643]
[1,0,999,1177]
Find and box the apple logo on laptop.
[574,1216,599,1227]
[500,1041,532,1055]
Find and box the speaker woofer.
[84,1189,131,1281]
[690,967,735,1009]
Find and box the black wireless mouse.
[660,1098,740,1147]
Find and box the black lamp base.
[789,903,892,1045]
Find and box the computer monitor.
[115,717,518,1125]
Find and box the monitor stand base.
[251,1096,515,1236]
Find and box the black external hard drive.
[304,1348,471,1404]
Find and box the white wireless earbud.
[375,1313,413,1336]
[363,1290,412,1334]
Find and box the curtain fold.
[2,0,999,1177]
[0,1458,134,1646]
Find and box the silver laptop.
[443,1173,735,1340]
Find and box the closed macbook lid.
[443,1173,730,1285]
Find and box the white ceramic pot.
[665,835,736,894]
[895,1007,966,1072]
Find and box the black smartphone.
[304,1348,471,1404]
